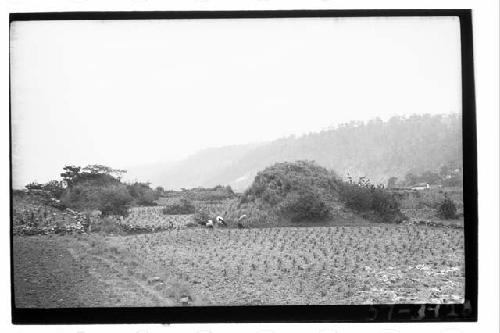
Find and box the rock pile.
[13,194,88,236]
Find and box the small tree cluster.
[338,178,402,222]
[438,197,458,219]
[58,164,133,216]
[61,183,133,216]
[25,182,43,191]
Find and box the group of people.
[204,214,247,229]
[205,215,226,228]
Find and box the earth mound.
[234,160,403,227]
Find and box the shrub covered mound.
[241,160,403,225]
[241,161,341,223]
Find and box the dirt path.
[13,235,176,308]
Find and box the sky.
[10,16,462,188]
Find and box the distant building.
[410,183,430,191]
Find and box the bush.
[42,180,65,198]
[181,186,236,202]
[162,198,195,215]
[438,197,458,219]
[25,182,43,190]
[98,185,134,216]
[339,183,402,222]
[277,187,330,222]
[127,182,159,206]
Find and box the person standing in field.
[216,216,226,226]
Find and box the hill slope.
[142,114,462,191]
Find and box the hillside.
[139,114,462,191]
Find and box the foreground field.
[13,224,464,307]
[13,236,176,307]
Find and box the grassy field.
[13,224,464,307]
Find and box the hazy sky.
[10,16,462,188]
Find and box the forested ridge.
[137,113,462,191]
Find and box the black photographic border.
[9,9,477,324]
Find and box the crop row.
[121,206,194,230]
[108,225,465,305]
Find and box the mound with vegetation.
[234,160,403,227]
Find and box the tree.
[438,197,458,219]
[25,182,43,190]
[404,172,418,186]
[58,164,134,216]
[61,164,125,188]
[225,185,234,195]
[420,171,441,185]
[60,165,81,187]
[61,183,133,216]
[439,164,451,178]
[387,177,398,188]
[127,182,158,206]
[82,165,126,179]
[339,182,402,222]
[98,184,134,216]
[42,180,65,198]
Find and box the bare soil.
[13,235,176,308]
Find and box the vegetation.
[121,206,193,232]
[25,182,43,191]
[127,182,159,206]
[438,197,458,220]
[177,185,235,202]
[146,113,462,191]
[193,209,211,225]
[277,188,330,222]
[61,182,132,216]
[398,161,463,188]
[57,164,157,216]
[116,225,464,305]
[339,181,403,223]
[41,180,65,199]
[242,160,403,224]
[12,192,86,235]
[162,197,195,215]
[242,161,339,223]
